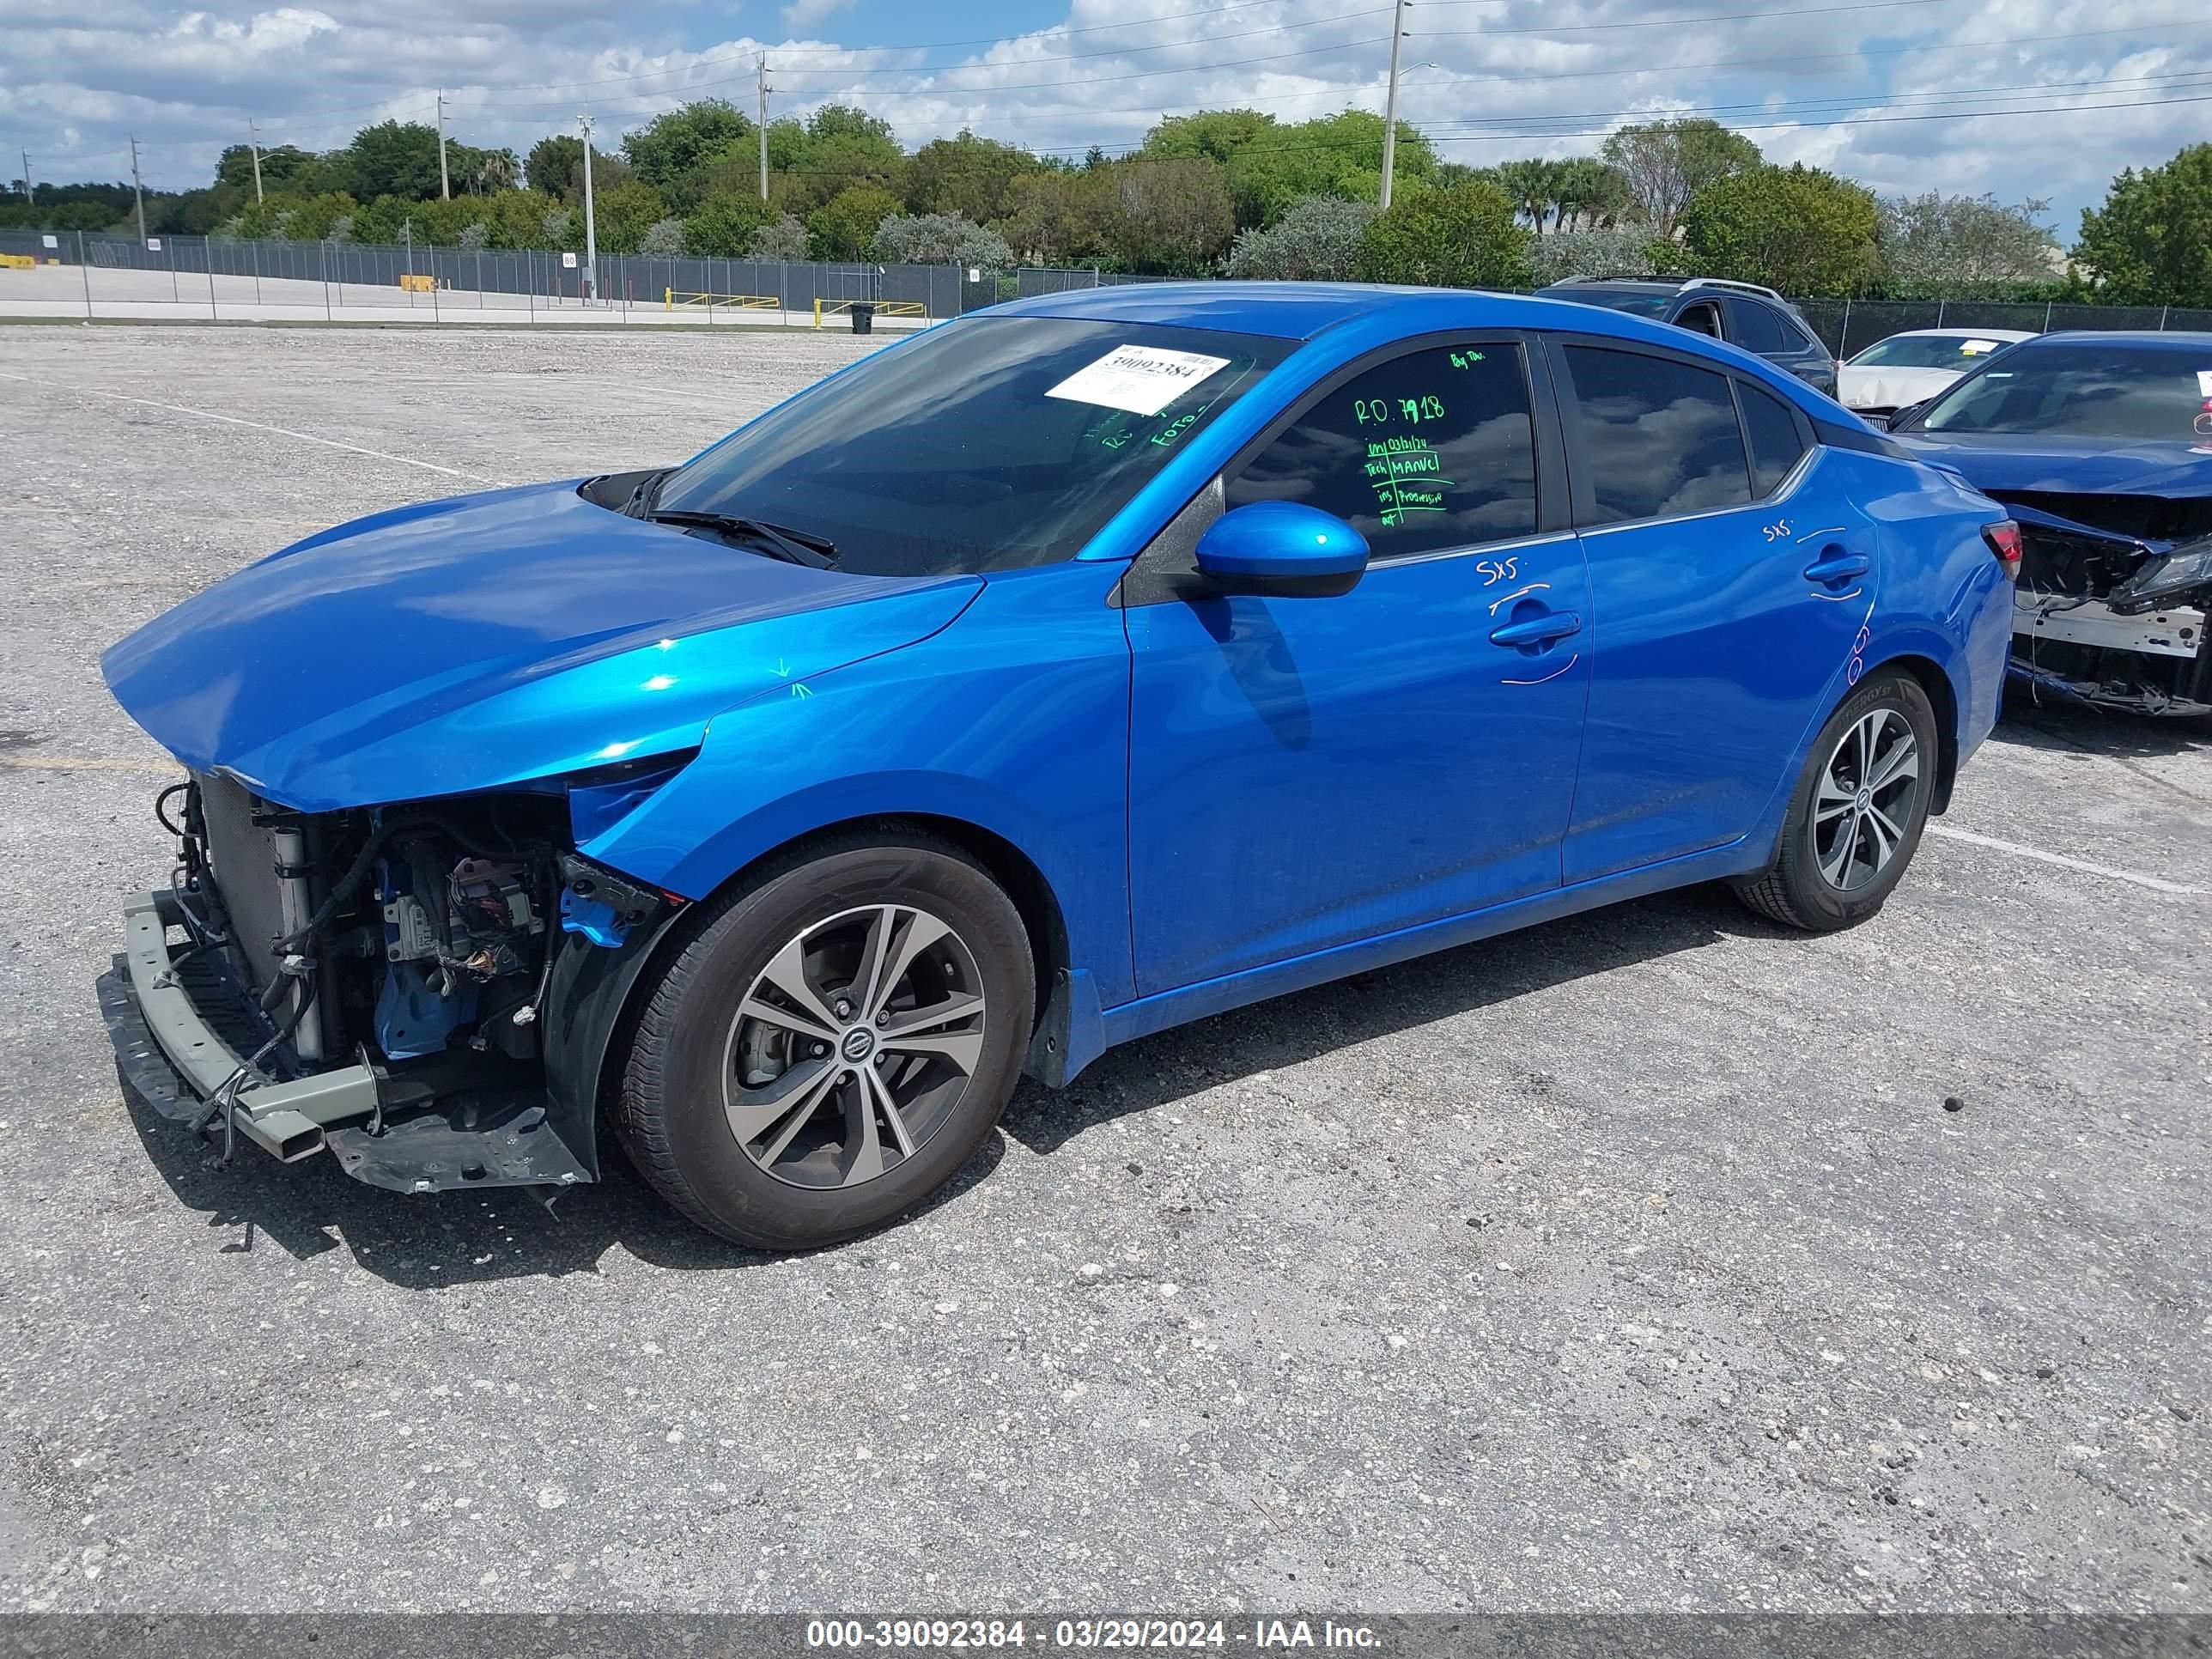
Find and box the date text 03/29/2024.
[804,1620,1382,1650]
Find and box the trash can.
[851,302,875,335]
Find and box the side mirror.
[1194,502,1369,599]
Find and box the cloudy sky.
[4,0,2206,234]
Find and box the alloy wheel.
[1814,706,1921,893]
[720,903,988,1190]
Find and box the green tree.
[1492,158,1566,230]
[1527,225,1680,286]
[1143,109,1281,167]
[481,188,562,250]
[593,181,669,253]
[750,213,810,261]
[1223,193,1376,279]
[1100,157,1236,275]
[806,183,902,258]
[1680,163,1879,296]
[622,100,755,190]
[2074,144,2212,307]
[1225,111,1435,228]
[684,191,774,256]
[1353,179,1530,288]
[872,211,1013,268]
[1879,192,2058,296]
[216,143,315,193]
[902,131,1042,222]
[1552,156,1632,230]
[526,134,583,196]
[342,121,447,201]
[1600,117,1761,236]
[1000,169,1117,266]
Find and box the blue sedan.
[100,283,2018,1247]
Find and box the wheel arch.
[557,811,1081,1172]
[1863,648,1961,814]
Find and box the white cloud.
[0,0,2198,229]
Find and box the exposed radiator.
[194,771,327,1061]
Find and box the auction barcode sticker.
[1047,345,1230,416]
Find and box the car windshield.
[1850,334,2018,369]
[651,317,1293,576]
[1550,287,1674,318]
[1919,340,2212,441]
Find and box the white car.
[1838,328,2036,424]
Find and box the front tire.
[616,830,1033,1249]
[1733,671,1940,932]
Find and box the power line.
[16,8,2207,184]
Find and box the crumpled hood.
[103,479,981,811]
[1894,432,2212,500]
[1837,365,1961,414]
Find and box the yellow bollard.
[812,298,823,330]
[665,286,672,311]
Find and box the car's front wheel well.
[1874,653,1960,814]
[695,813,1067,1036]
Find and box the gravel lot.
[1,325,2207,1616]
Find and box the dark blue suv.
[1536,276,1838,398]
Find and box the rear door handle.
[1802,550,1869,585]
[1488,611,1583,648]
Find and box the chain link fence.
[6,230,2210,348]
[0,230,1189,325]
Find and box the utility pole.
[436,88,450,200]
[18,149,29,212]
[247,118,264,203]
[578,112,599,303]
[757,56,771,202]
[1378,0,1408,212]
[128,133,148,243]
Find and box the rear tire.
[616,829,1033,1249]
[1733,670,1940,932]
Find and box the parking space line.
[1925,823,2206,896]
[0,371,501,484]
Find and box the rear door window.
[1729,300,1788,354]
[1225,342,1540,557]
[1737,381,1809,496]
[1559,344,1753,525]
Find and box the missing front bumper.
[104,890,590,1192]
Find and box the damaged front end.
[101,765,678,1194]
[1992,492,2212,717]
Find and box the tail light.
[1982,520,2022,581]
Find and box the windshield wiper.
[647,509,839,569]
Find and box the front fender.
[577,562,1137,1009]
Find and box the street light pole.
[1378,0,1409,212]
[578,112,599,303]
[757,57,772,202]
[436,88,450,200]
[129,133,148,243]
[248,118,264,204]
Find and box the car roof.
[2018,330,2212,349]
[981,278,1725,343]
[973,278,1850,428]
[1876,327,2036,340]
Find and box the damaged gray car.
[1893,331,2212,719]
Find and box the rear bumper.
[108,889,380,1162]
[105,890,592,1192]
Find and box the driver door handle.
[1488,611,1583,648]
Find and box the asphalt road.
[1,325,2206,1615]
